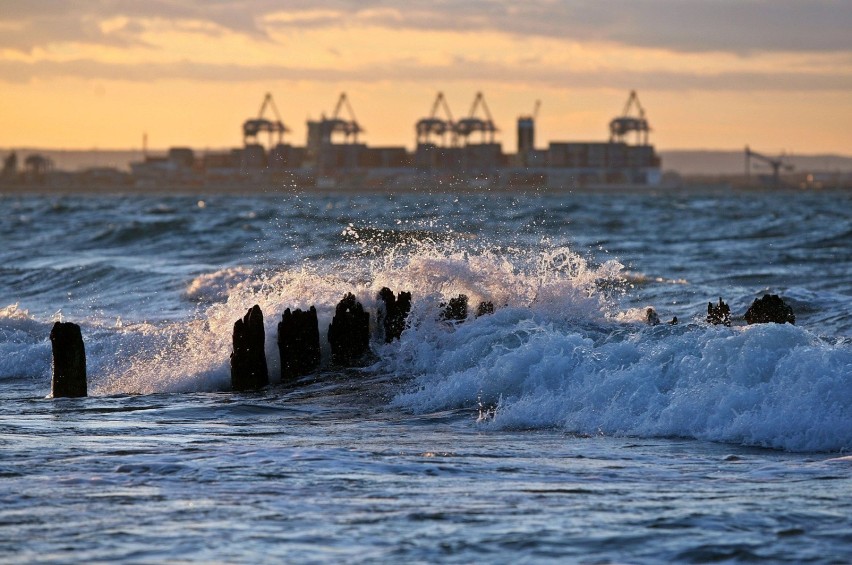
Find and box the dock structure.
[31,90,664,190]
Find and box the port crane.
[454,92,498,145]
[320,92,363,144]
[243,92,289,147]
[745,146,794,188]
[2,152,17,176]
[517,100,541,129]
[523,99,541,122]
[24,154,52,176]
[609,90,650,145]
[416,92,456,146]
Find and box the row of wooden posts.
[226,289,500,391]
[49,287,475,397]
[641,294,795,328]
[49,291,794,398]
[229,289,408,392]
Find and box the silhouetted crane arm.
[468,92,494,122]
[622,90,642,118]
[257,93,275,119]
[430,92,443,118]
[746,146,784,168]
[465,92,498,131]
[332,92,359,122]
[430,92,455,122]
[468,92,482,118]
[442,94,454,122]
[267,94,283,123]
[480,95,494,123]
[332,93,346,119]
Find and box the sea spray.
[95,267,350,395]
[388,313,852,453]
[4,191,851,564]
[0,304,52,381]
[83,237,626,395]
[5,230,849,453]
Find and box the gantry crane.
[416,92,456,146]
[528,100,541,121]
[745,146,794,188]
[243,92,289,147]
[609,90,650,145]
[322,92,364,143]
[454,92,498,145]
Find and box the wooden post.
[441,294,468,322]
[327,293,370,366]
[377,287,411,343]
[745,294,795,325]
[278,306,321,383]
[706,298,731,326]
[50,321,87,398]
[230,305,269,391]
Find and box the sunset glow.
[1,1,850,153]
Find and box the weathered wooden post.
[278,306,321,383]
[328,293,370,366]
[231,305,268,391]
[706,297,731,326]
[377,287,412,342]
[745,294,795,325]
[441,294,468,322]
[50,321,87,398]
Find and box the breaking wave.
[3,234,850,453]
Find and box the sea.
[1,187,850,563]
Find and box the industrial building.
[129,90,662,189]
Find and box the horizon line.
[3,146,852,159]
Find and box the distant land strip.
[1,148,851,177]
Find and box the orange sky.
[1,2,850,154]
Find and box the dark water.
[1,189,851,563]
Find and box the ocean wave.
[0,304,52,381]
[6,237,850,454]
[388,313,852,453]
[90,218,191,246]
[184,267,255,303]
[76,242,625,395]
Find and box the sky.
[1,0,851,154]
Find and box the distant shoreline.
[2,180,848,197]
[3,147,851,177]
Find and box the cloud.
[0,0,271,51]
[383,0,852,55]
[1,1,850,54]
[2,57,849,93]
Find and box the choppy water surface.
[1,188,851,563]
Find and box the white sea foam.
[96,263,375,394]
[388,311,852,453]
[6,240,850,454]
[93,242,624,395]
[184,267,254,303]
[0,304,52,381]
[372,239,851,454]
